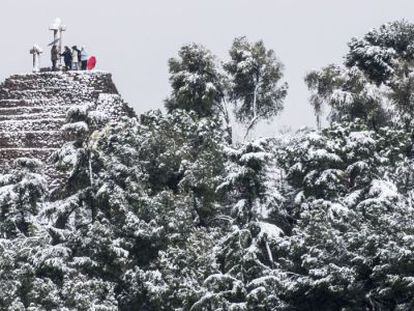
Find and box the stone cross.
[49,18,66,67]
[30,45,43,73]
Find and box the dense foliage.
[2,23,414,310]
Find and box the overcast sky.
[1,0,414,136]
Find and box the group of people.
[51,45,89,71]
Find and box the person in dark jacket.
[51,45,59,71]
[61,46,72,71]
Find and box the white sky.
[1,0,414,136]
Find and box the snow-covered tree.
[306,20,414,130]
[387,62,414,129]
[271,118,414,309]
[191,221,287,310]
[220,138,288,225]
[4,25,414,310]
[165,43,226,119]
[274,180,414,310]
[224,37,288,139]
[0,158,50,309]
[0,158,47,238]
[346,20,414,84]
[305,64,390,130]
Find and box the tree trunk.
[88,152,94,188]
[222,98,233,145]
[243,84,259,141]
[316,112,321,130]
[265,240,274,268]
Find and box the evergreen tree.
[0,158,47,238]
[272,120,414,310]
[0,158,50,309]
[4,24,414,310]
[305,65,389,130]
[388,62,414,129]
[346,20,414,84]
[165,43,226,119]
[306,20,414,130]
[224,37,288,139]
[218,138,275,225]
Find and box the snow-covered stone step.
[9,71,113,82]
[3,78,75,92]
[0,112,66,121]
[0,98,67,108]
[0,118,66,131]
[0,105,69,116]
[3,80,111,93]
[4,88,91,98]
[0,130,64,148]
[8,72,77,82]
[3,72,118,94]
[0,147,58,162]
[71,73,118,93]
[3,89,104,103]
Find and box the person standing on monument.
[61,46,72,70]
[51,45,59,71]
[71,45,80,70]
[80,46,89,70]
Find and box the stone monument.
[29,45,43,73]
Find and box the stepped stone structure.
[0,71,134,175]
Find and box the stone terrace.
[0,71,133,175]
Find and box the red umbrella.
[87,56,96,70]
